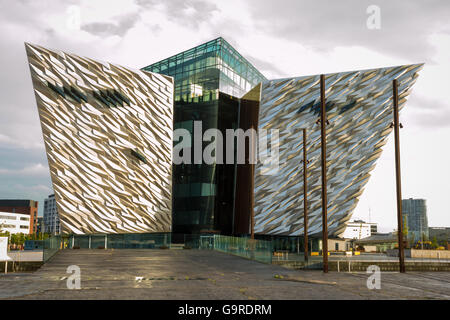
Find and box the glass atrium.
[142,37,266,236]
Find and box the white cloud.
[0,163,49,177]
[0,132,44,150]
[0,134,14,144]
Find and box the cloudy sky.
[0,0,449,232]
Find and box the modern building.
[341,220,375,240]
[144,38,422,238]
[43,194,60,234]
[0,199,38,234]
[402,198,429,243]
[143,38,266,236]
[0,211,32,234]
[26,38,423,239]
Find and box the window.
[130,149,148,164]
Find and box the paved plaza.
[1,249,449,299]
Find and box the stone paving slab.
[0,249,449,300]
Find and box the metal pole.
[250,124,255,240]
[231,97,242,236]
[320,74,329,273]
[303,128,309,262]
[393,79,405,273]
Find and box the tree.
[0,230,10,238]
[431,236,438,249]
[402,225,409,248]
[10,233,17,245]
[18,233,25,245]
[408,232,415,248]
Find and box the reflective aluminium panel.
[25,43,173,234]
[255,64,423,237]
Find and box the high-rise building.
[36,216,43,235]
[26,38,422,238]
[0,199,38,234]
[402,198,429,242]
[43,194,60,234]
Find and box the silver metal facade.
[26,43,173,234]
[254,64,423,237]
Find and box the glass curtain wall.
[143,38,266,237]
[217,39,266,98]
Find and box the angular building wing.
[254,64,423,237]
[26,43,173,234]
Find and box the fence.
[42,233,273,264]
[69,233,171,249]
[43,235,62,262]
[43,233,171,260]
[181,234,215,249]
[212,235,273,264]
